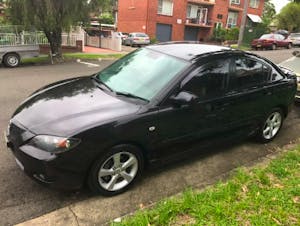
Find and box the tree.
[8,0,90,60]
[99,13,114,24]
[262,0,276,26]
[277,2,300,32]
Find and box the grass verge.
[20,53,125,65]
[231,44,251,51]
[113,146,300,225]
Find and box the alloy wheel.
[262,112,282,140]
[98,151,138,191]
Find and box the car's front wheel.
[258,108,283,143]
[88,144,144,196]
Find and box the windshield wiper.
[91,76,114,92]
[115,91,149,102]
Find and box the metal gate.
[156,23,172,42]
[184,27,199,41]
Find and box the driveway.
[0,49,299,225]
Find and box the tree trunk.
[44,29,63,62]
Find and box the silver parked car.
[288,33,300,47]
[124,33,150,47]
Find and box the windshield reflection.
[96,48,189,101]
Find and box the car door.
[153,56,232,159]
[223,54,271,133]
[276,34,285,47]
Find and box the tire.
[271,44,277,50]
[88,144,144,196]
[3,53,20,68]
[257,108,283,143]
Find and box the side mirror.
[170,91,197,107]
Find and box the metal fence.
[0,32,81,47]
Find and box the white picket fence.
[0,32,82,47]
[86,33,122,51]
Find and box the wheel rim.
[263,112,282,140]
[98,152,138,191]
[7,56,19,66]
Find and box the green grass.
[63,53,125,60]
[231,44,251,51]
[20,53,125,65]
[113,146,300,226]
[21,55,50,64]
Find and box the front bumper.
[13,146,84,190]
[5,123,85,190]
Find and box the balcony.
[185,18,213,28]
[186,7,212,28]
[187,0,215,6]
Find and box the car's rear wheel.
[257,108,283,143]
[88,144,144,196]
[3,53,20,68]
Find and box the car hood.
[12,77,141,136]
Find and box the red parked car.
[251,34,292,50]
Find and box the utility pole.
[237,0,249,49]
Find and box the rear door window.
[228,57,269,91]
[181,58,230,100]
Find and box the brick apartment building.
[117,0,264,42]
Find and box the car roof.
[146,43,232,61]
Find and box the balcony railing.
[187,0,215,6]
[185,18,213,28]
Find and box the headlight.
[28,135,81,153]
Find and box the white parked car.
[124,33,150,47]
[288,33,300,47]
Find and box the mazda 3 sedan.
[5,43,297,196]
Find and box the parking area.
[0,48,299,225]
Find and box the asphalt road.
[0,49,299,225]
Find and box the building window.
[158,0,173,16]
[230,0,240,4]
[217,14,223,19]
[227,11,238,28]
[249,0,259,8]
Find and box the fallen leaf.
[293,196,300,203]
[272,217,282,225]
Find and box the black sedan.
[5,43,297,196]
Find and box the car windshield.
[260,34,274,39]
[96,48,189,101]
